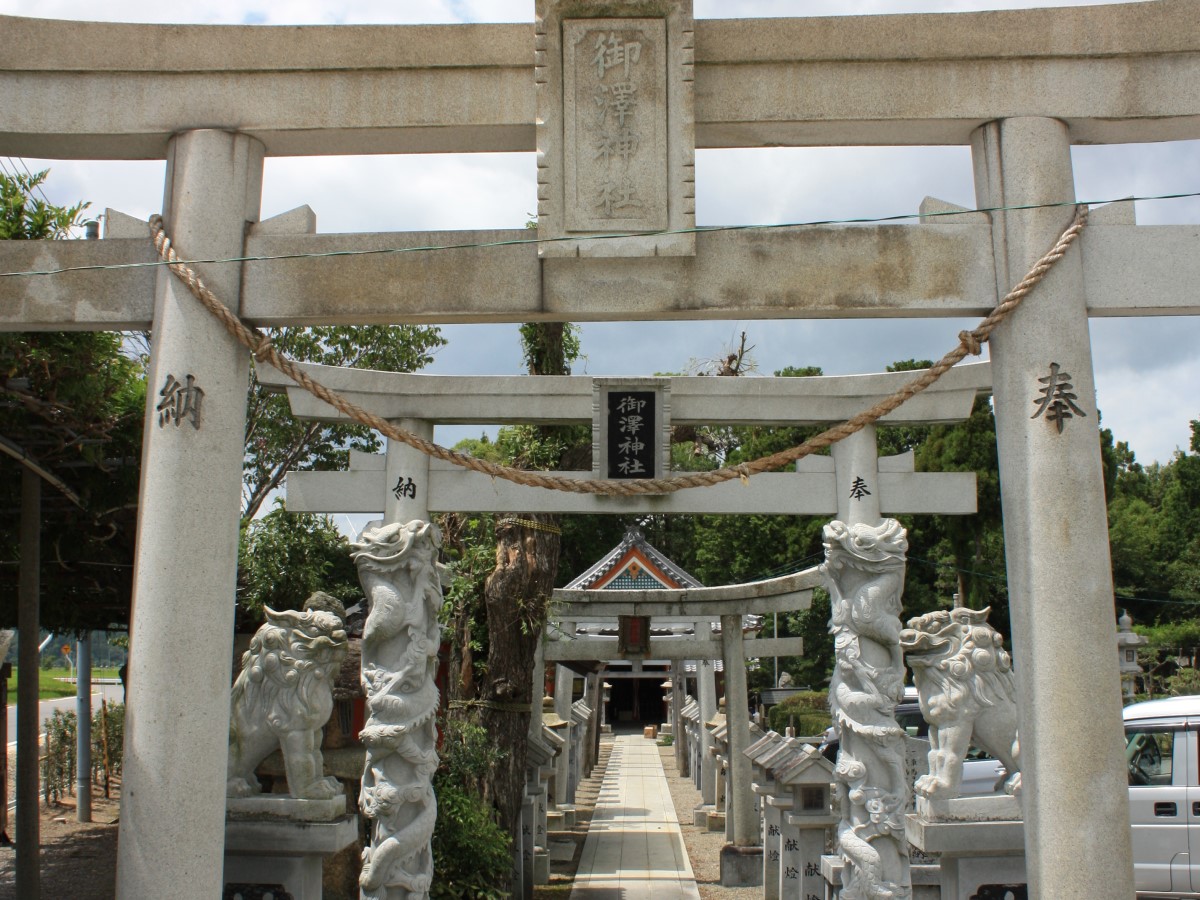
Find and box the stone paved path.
[570,733,701,899]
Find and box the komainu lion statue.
[899,607,1021,799]
[227,591,348,800]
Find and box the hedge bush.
[767,690,831,736]
[40,701,124,805]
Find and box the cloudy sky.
[4,0,1197,465]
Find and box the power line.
[8,157,52,204]
[1,190,1198,281]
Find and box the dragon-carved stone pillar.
[822,519,910,900]
[351,520,445,900]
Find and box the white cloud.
[1,0,1153,23]
[4,0,1196,467]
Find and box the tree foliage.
[430,720,513,900]
[236,502,362,622]
[0,172,143,630]
[242,324,445,524]
[0,169,91,240]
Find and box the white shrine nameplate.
[536,0,695,258]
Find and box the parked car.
[818,687,1007,796]
[1124,694,1200,897]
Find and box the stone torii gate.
[2,2,1198,897]
[267,358,987,886]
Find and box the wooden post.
[1,661,11,845]
[18,467,41,900]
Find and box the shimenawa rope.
[149,206,1087,496]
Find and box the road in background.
[5,682,125,741]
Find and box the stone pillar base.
[553,805,577,830]
[706,810,726,832]
[821,854,944,900]
[906,797,1027,900]
[719,844,763,887]
[693,803,715,828]
[224,814,359,900]
[534,847,551,884]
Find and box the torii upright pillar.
[117,129,264,899]
[973,116,1134,899]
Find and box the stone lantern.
[522,726,557,892]
[705,697,729,832]
[745,731,802,899]
[1117,610,1149,701]
[541,696,570,834]
[775,743,837,899]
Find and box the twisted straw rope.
[150,206,1087,496]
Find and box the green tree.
[242,324,445,524]
[0,169,90,240]
[237,502,362,620]
[0,170,143,631]
[443,321,589,850]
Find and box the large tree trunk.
[451,323,574,858]
[476,516,561,836]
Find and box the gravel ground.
[0,734,754,900]
[658,742,760,900]
[0,781,121,900]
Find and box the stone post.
[520,789,535,898]
[529,641,546,742]
[721,615,755,846]
[719,612,763,886]
[351,419,443,900]
[554,631,574,807]
[823,517,910,899]
[698,656,717,806]
[385,420,432,524]
[117,129,264,900]
[972,116,1135,900]
[832,424,881,524]
[672,660,687,775]
[75,633,92,823]
[17,469,40,900]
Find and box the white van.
[1124,695,1200,897]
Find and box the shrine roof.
[565,526,703,592]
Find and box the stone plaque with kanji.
[593,377,671,480]
[536,0,695,258]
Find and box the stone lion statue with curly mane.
[227,591,348,801]
[899,606,1021,799]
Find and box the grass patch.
[7,668,123,701]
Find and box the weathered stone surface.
[226,795,348,823]
[351,521,444,899]
[2,2,1197,159]
[900,607,1021,800]
[537,1,694,257]
[916,794,1021,824]
[227,599,349,804]
[116,128,263,900]
[973,116,1134,899]
[259,360,991,426]
[7,221,1200,329]
[824,518,910,899]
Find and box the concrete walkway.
[571,733,701,899]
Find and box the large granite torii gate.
[2,2,1198,897]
